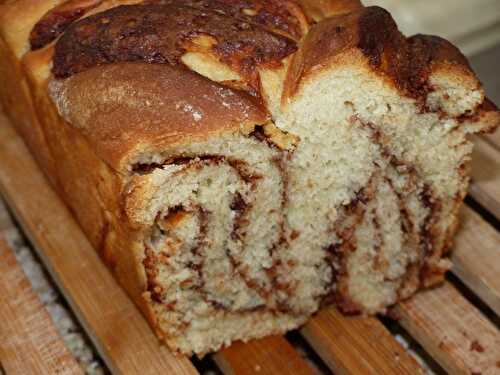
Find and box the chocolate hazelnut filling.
[141,135,293,316]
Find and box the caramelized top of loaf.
[31,0,308,50]
[52,2,298,95]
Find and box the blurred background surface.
[365,0,500,105]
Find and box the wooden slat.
[395,282,500,375]
[0,113,197,375]
[0,237,83,375]
[452,206,500,316]
[300,308,424,375]
[214,336,316,375]
[0,198,12,233]
[470,136,500,220]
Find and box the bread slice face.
[125,132,304,354]
[1,0,499,356]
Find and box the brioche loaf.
[0,0,498,355]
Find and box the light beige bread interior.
[0,0,498,355]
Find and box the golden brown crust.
[0,4,63,189]
[13,37,154,323]
[49,62,269,170]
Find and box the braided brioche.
[0,0,498,355]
